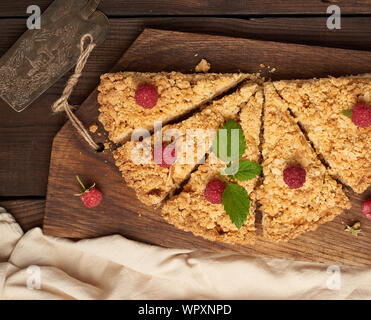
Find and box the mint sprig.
[228,160,263,181]
[211,119,263,229]
[342,109,352,118]
[345,222,361,236]
[222,184,250,229]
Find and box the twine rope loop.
[52,34,99,151]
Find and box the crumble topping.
[273,74,371,193]
[98,72,251,143]
[258,83,351,242]
[113,82,259,207]
[102,71,367,244]
[161,89,263,245]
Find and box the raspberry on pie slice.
[113,82,259,207]
[98,71,255,143]
[161,89,264,245]
[273,74,371,194]
[257,83,351,243]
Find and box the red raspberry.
[153,145,176,168]
[75,176,102,208]
[351,104,371,128]
[81,187,103,208]
[135,84,158,109]
[283,165,306,189]
[204,179,226,204]
[361,198,371,220]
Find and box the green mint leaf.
[231,160,262,181]
[212,119,246,162]
[342,109,352,118]
[222,184,250,229]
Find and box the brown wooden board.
[43,29,371,267]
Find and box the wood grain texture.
[43,29,371,267]
[0,199,45,231]
[1,17,371,197]
[1,0,370,17]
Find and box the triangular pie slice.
[273,74,371,193]
[258,83,351,242]
[113,81,259,206]
[161,88,264,245]
[98,71,253,143]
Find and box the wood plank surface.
[1,17,371,198]
[43,29,371,267]
[0,199,45,231]
[1,0,371,17]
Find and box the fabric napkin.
[0,207,370,300]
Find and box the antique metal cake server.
[0,0,109,112]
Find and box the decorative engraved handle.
[0,0,108,112]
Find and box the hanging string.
[52,33,100,151]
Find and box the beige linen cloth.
[0,207,370,300]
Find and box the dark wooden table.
[1,0,371,233]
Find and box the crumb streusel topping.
[113,82,259,206]
[103,71,368,244]
[273,75,371,193]
[258,83,351,242]
[161,89,264,245]
[98,72,252,143]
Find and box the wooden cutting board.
[44,29,371,267]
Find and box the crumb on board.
[194,53,199,57]
[259,63,276,74]
[98,132,102,136]
[89,123,98,133]
[104,142,111,150]
[195,59,211,73]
